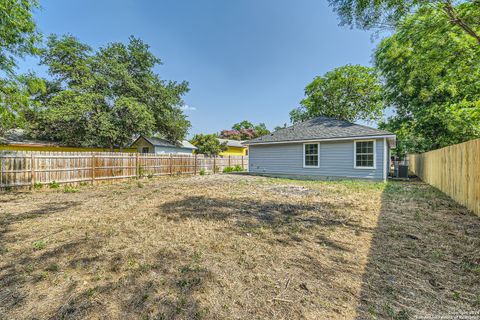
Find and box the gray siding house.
[131,136,197,154]
[244,117,396,181]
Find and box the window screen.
[304,144,319,167]
[355,141,374,168]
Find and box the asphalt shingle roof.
[217,139,246,148]
[0,129,60,146]
[244,116,394,145]
[143,136,175,147]
[139,136,197,149]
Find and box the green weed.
[63,186,79,193]
[452,291,460,301]
[223,165,244,173]
[32,240,46,250]
[49,181,60,189]
[45,263,59,272]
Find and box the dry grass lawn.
[0,174,479,319]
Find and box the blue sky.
[18,0,380,137]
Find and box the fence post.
[136,153,139,179]
[30,153,35,189]
[194,153,197,175]
[170,154,173,176]
[241,155,244,170]
[91,154,95,185]
[228,155,231,167]
[213,156,216,174]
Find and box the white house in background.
[243,116,396,181]
[130,135,197,154]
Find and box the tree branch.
[442,1,480,45]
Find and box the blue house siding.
[248,138,386,180]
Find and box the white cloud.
[180,104,197,111]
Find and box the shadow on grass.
[0,201,81,244]
[159,195,372,240]
[0,198,210,319]
[355,181,480,319]
[0,201,80,226]
[51,249,211,320]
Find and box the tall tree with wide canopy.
[30,35,190,148]
[328,0,480,45]
[0,0,42,134]
[290,64,384,123]
[376,5,480,153]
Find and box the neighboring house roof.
[243,116,395,145]
[217,139,246,148]
[0,129,60,147]
[132,135,197,150]
[180,140,197,149]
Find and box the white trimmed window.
[303,143,319,167]
[354,140,376,169]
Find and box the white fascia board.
[244,135,396,146]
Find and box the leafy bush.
[79,181,88,187]
[199,168,206,176]
[233,165,244,172]
[33,182,43,189]
[223,166,234,173]
[223,165,244,173]
[49,181,60,189]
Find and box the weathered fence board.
[409,139,480,216]
[0,151,248,189]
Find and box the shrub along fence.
[0,151,248,189]
[409,138,480,216]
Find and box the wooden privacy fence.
[409,138,480,216]
[0,151,249,189]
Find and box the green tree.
[376,5,480,152]
[232,120,254,131]
[30,35,190,148]
[328,0,480,44]
[190,134,228,156]
[254,123,270,136]
[0,0,41,74]
[0,0,42,134]
[290,65,384,123]
[1,75,45,134]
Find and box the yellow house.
[218,139,248,156]
[0,129,136,152]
